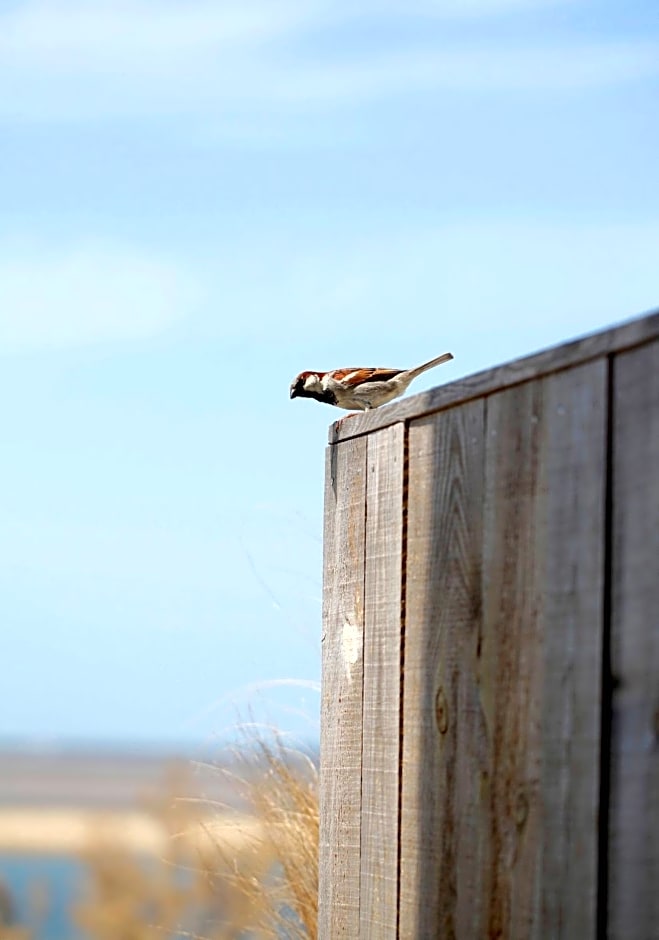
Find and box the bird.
[289,352,453,412]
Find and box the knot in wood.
[435,686,449,735]
[514,788,530,829]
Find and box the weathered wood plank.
[609,340,659,939]
[536,364,606,938]
[330,307,659,444]
[399,398,486,939]
[359,423,405,937]
[480,365,605,940]
[319,437,367,939]
[399,362,606,938]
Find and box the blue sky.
[0,0,657,749]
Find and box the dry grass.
[70,738,319,940]
[205,736,319,939]
[0,735,319,939]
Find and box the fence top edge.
[328,306,659,444]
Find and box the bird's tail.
[407,351,454,379]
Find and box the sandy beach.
[0,806,265,856]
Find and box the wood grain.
[320,316,659,939]
[609,340,659,939]
[399,362,606,938]
[319,436,367,939]
[481,364,605,940]
[330,307,659,444]
[359,423,405,937]
[534,363,606,939]
[399,398,486,939]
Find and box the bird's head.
[290,371,322,399]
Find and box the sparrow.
[290,352,453,412]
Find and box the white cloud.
[198,219,659,359]
[0,0,312,61]
[0,1,656,121]
[367,0,577,17]
[0,243,201,350]
[270,42,659,103]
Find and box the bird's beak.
[290,386,298,399]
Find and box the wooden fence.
[319,310,659,939]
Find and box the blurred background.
[0,0,657,936]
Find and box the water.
[0,854,241,940]
[0,854,87,939]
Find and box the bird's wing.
[332,367,403,386]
